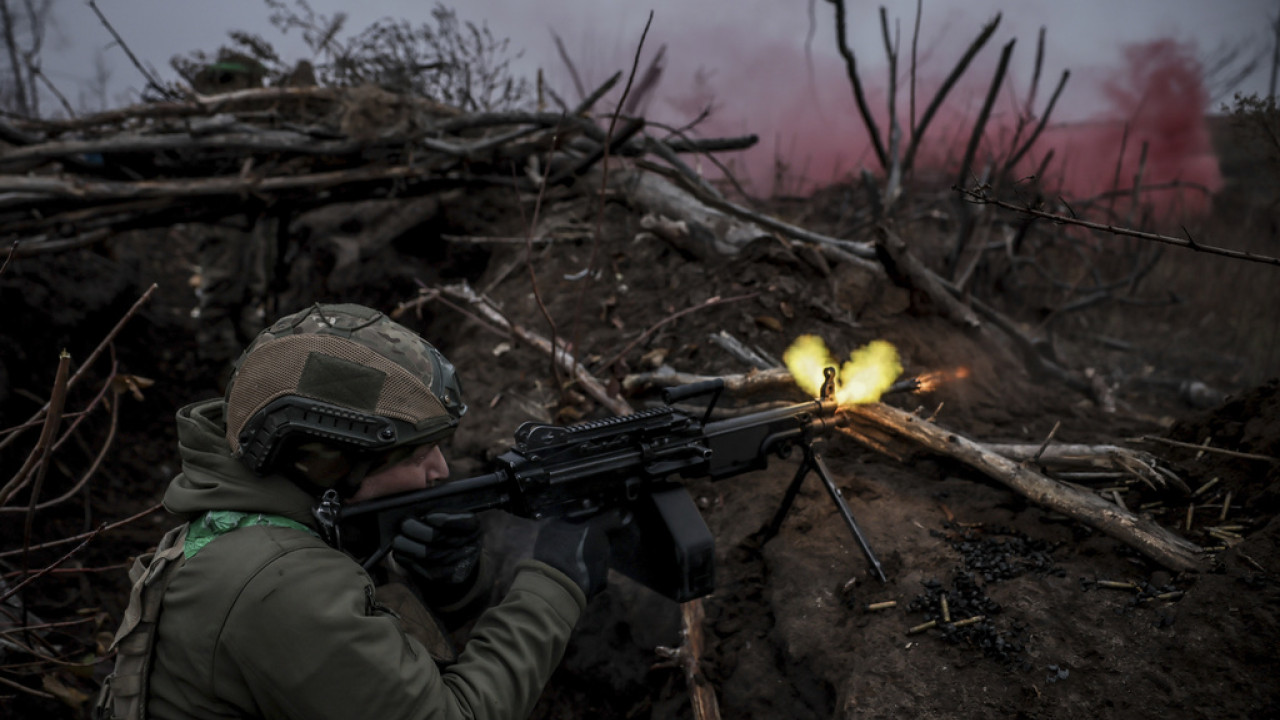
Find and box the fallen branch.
[707,331,777,371]
[616,165,771,260]
[622,367,1203,570]
[840,402,1206,572]
[657,600,720,720]
[630,162,878,265]
[875,223,981,330]
[425,282,634,416]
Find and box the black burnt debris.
[904,524,1065,666]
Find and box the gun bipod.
[760,438,888,583]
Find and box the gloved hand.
[533,511,621,599]
[392,512,483,606]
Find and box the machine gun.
[326,368,885,602]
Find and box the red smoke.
[668,37,1221,222]
[1032,40,1222,219]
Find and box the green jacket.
[146,398,585,720]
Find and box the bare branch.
[0,283,156,453]
[0,503,163,559]
[956,38,1015,192]
[550,29,587,101]
[594,292,761,375]
[1000,69,1069,179]
[902,14,1002,174]
[826,0,888,169]
[87,0,174,100]
[958,187,1280,268]
[0,0,29,115]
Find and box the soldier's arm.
[218,546,583,720]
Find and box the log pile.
[0,79,756,258]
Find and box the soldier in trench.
[97,303,618,720]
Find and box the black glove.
[392,512,483,606]
[533,512,621,599]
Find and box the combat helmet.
[224,303,466,485]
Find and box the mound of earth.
[2,173,1277,719]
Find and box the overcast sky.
[49,0,1274,111]
[40,1,1276,196]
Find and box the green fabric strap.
[185,510,318,559]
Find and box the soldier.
[190,214,277,367]
[186,51,278,369]
[97,303,616,720]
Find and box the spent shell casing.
[865,601,897,612]
[1206,528,1241,542]
[950,615,985,628]
[907,620,938,635]
[1193,476,1220,497]
[1111,490,1128,511]
[1096,580,1140,591]
[940,594,951,623]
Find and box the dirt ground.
[2,151,1279,720]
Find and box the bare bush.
[1227,92,1279,168]
[170,0,532,111]
[0,0,57,118]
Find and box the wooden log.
[622,366,1204,570]
[841,402,1206,572]
[613,167,771,261]
[631,162,880,267]
[875,223,981,330]
[680,599,721,720]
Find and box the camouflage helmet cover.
[224,303,466,468]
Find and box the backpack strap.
[95,523,189,720]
